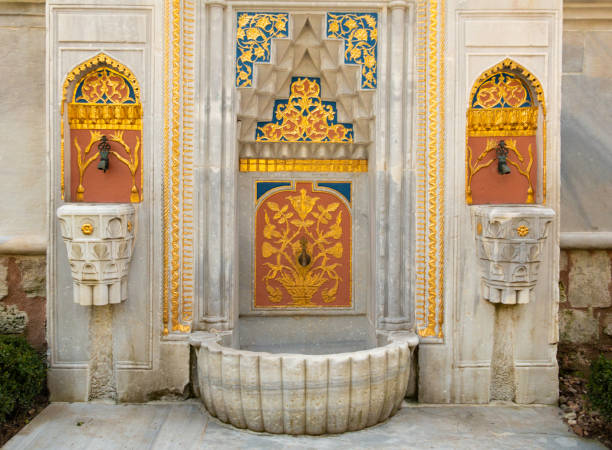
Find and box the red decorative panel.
[466,136,537,204]
[254,182,351,308]
[69,130,142,203]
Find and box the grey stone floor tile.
[4,401,606,450]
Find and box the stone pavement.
[4,401,605,449]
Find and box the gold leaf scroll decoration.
[255,77,353,143]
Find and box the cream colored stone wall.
[0,1,46,254]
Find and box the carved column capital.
[472,205,555,305]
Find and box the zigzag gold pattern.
[162,0,171,335]
[421,0,440,338]
[181,0,196,329]
[437,0,446,339]
[170,0,189,333]
[414,0,428,335]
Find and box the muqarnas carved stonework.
[472,205,554,304]
[57,204,135,306]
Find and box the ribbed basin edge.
[190,332,418,435]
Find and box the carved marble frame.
[160,0,447,341]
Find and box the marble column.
[378,1,412,332]
[201,0,232,331]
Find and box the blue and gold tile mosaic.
[471,72,533,109]
[326,13,378,89]
[236,12,289,88]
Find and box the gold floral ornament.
[257,183,350,308]
[466,138,535,204]
[81,223,94,235]
[236,12,289,88]
[326,13,378,89]
[68,67,142,131]
[516,225,529,237]
[256,77,353,142]
[468,71,537,137]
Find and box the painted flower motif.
[328,21,339,33]
[254,47,266,58]
[325,13,378,89]
[328,242,343,258]
[240,50,253,62]
[246,27,261,40]
[364,55,376,69]
[354,28,368,41]
[517,225,529,237]
[81,223,94,235]
[262,241,276,258]
[350,47,362,60]
[256,16,270,29]
[236,13,289,87]
[364,15,376,27]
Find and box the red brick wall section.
[0,255,46,351]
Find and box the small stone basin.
[190,332,418,435]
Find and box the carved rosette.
[57,204,135,306]
[472,205,555,305]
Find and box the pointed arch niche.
[236,12,376,161]
[60,53,143,203]
[466,58,547,205]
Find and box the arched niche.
[466,58,547,205]
[60,53,143,203]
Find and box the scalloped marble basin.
[190,332,418,435]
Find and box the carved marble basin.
[57,203,135,306]
[190,332,418,435]
[472,205,555,304]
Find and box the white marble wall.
[417,0,562,404]
[46,0,189,401]
[0,1,46,254]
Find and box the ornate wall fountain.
[45,0,563,425]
